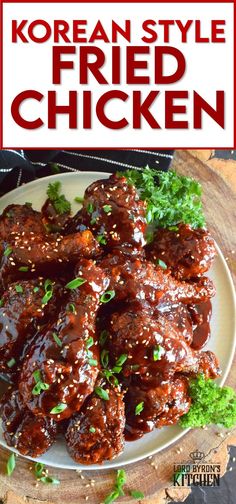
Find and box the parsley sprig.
[121,167,205,230]
[47,181,71,215]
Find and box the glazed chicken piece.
[0,278,63,374]
[146,224,216,280]
[19,260,110,420]
[65,379,125,464]
[65,174,147,251]
[106,304,221,386]
[100,255,216,306]
[0,389,57,457]
[125,376,191,440]
[1,230,100,284]
[0,204,46,242]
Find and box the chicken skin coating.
[65,174,147,251]
[146,224,216,280]
[65,380,125,464]
[100,255,216,306]
[19,260,110,420]
[1,230,100,284]
[0,389,57,457]
[0,278,63,374]
[125,377,191,440]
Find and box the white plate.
[0,172,235,470]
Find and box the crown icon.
[189,450,205,462]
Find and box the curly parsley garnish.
[179,374,236,428]
[47,181,71,215]
[121,167,205,230]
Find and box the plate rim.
[0,171,235,470]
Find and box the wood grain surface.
[0,150,235,504]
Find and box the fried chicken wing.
[146,224,216,279]
[65,379,125,464]
[125,377,191,440]
[0,278,63,374]
[0,389,57,457]
[19,260,109,420]
[65,174,147,251]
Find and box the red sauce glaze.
[188,300,212,350]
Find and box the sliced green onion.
[99,329,108,346]
[6,453,16,476]
[18,266,29,272]
[130,490,145,499]
[90,217,98,225]
[50,403,67,414]
[89,426,96,433]
[0,298,3,307]
[33,286,39,293]
[104,490,120,504]
[157,259,167,270]
[34,462,44,478]
[7,358,16,368]
[111,366,122,374]
[86,337,94,349]
[44,279,53,292]
[87,202,94,214]
[65,277,87,289]
[101,349,109,368]
[135,401,144,416]
[42,290,53,305]
[33,369,41,382]
[15,285,23,293]
[53,332,62,347]
[4,246,12,257]
[100,290,115,304]
[97,234,107,245]
[115,354,128,367]
[32,382,49,395]
[103,204,112,213]
[102,369,119,387]
[153,345,164,361]
[88,358,98,366]
[39,476,60,485]
[68,303,76,313]
[74,196,84,204]
[95,386,109,401]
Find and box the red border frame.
[0,0,235,150]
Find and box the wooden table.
[0,150,235,504]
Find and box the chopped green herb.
[173,467,187,484]
[101,349,109,368]
[100,290,115,304]
[103,204,112,213]
[157,259,167,270]
[88,358,98,366]
[50,403,67,414]
[33,369,41,382]
[111,366,122,374]
[179,374,236,428]
[90,217,98,225]
[25,201,32,207]
[33,286,39,293]
[65,277,87,289]
[121,167,205,230]
[53,332,62,347]
[68,303,76,313]
[115,354,128,367]
[41,290,53,305]
[32,369,49,395]
[4,246,12,257]
[86,337,94,349]
[135,401,144,416]
[99,329,108,346]
[104,490,120,504]
[34,462,44,478]
[18,266,29,272]
[7,358,16,368]
[129,490,145,499]
[97,234,107,245]
[130,364,140,372]
[87,202,94,214]
[39,476,60,485]
[15,285,23,293]
[74,196,84,204]
[89,426,96,433]
[0,298,3,307]
[102,369,119,387]
[6,453,16,476]
[44,279,53,291]
[47,181,71,215]
[50,163,60,174]
[153,345,164,361]
[146,231,154,244]
[95,386,109,401]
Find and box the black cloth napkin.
[0,149,174,196]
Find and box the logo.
[173,450,221,487]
